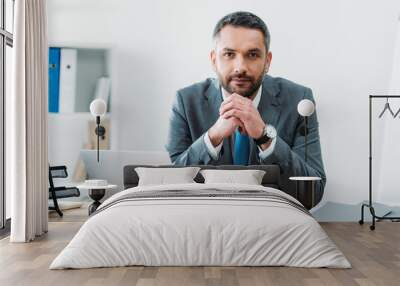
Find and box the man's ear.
[264,51,272,74]
[210,49,217,72]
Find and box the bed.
[50,165,350,269]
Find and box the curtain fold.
[10,0,48,242]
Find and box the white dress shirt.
[204,86,277,161]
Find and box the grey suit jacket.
[165,75,326,204]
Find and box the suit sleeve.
[260,88,326,203]
[165,92,217,165]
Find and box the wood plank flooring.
[1,206,399,286]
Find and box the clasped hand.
[208,93,266,147]
[219,93,265,138]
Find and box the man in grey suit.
[165,11,326,205]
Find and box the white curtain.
[9,0,48,242]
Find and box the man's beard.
[219,72,264,98]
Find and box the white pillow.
[135,167,201,186]
[200,169,266,185]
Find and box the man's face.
[210,25,272,99]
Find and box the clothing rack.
[359,95,400,230]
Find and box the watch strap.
[254,132,271,146]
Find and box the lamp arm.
[304,116,308,163]
[96,116,100,162]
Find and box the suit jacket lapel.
[248,75,281,164]
[204,79,223,125]
[259,75,282,129]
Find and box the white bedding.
[50,183,351,269]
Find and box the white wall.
[47,0,400,205]
[376,19,400,205]
[48,113,93,181]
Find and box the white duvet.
[50,183,351,269]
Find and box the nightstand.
[289,176,321,210]
[77,183,117,215]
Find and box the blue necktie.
[233,129,250,165]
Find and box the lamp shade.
[90,99,107,117]
[297,99,315,117]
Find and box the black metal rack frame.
[359,95,400,230]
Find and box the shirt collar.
[221,85,262,108]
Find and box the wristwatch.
[254,124,277,146]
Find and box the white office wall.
[47,0,400,205]
[376,19,400,205]
[47,113,92,180]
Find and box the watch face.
[266,125,277,138]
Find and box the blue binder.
[48,48,61,113]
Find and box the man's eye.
[224,52,234,58]
[248,52,259,58]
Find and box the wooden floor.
[1,206,400,286]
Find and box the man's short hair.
[212,11,271,52]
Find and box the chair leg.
[52,196,63,217]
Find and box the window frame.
[0,0,14,233]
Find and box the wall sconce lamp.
[89,99,107,162]
[297,99,315,163]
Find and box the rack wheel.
[358,220,364,225]
[370,225,375,231]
